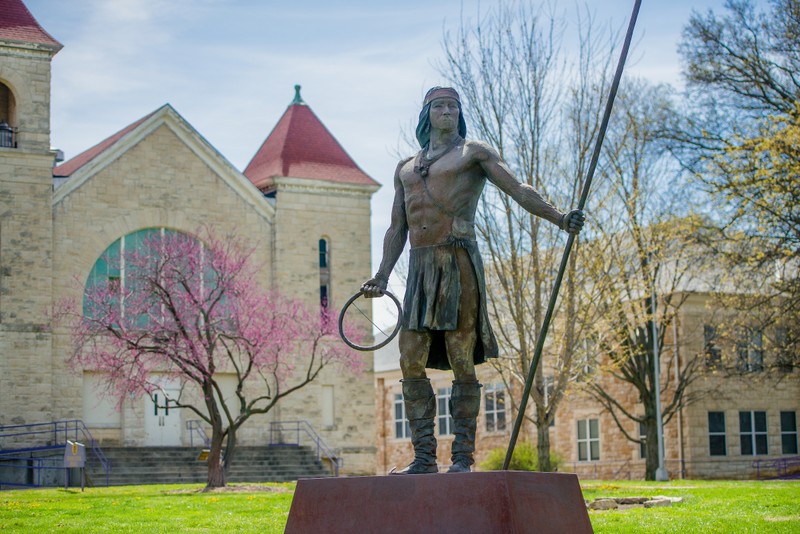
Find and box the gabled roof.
[52,104,274,222]
[244,85,379,190]
[0,0,62,49]
[53,108,159,177]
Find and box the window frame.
[484,383,507,433]
[436,387,453,436]
[393,393,410,440]
[576,418,600,462]
[708,411,727,456]
[739,410,768,456]
[780,411,798,455]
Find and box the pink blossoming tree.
[58,228,365,489]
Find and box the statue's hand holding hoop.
[361,273,388,298]
[338,275,403,351]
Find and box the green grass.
[0,483,295,534]
[0,479,797,533]
[584,479,800,533]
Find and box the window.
[739,411,768,455]
[736,328,764,372]
[704,325,721,366]
[577,419,600,461]
[319,238,330,308]
[319,239,329,268]
[393,394,410,439]
[485,383,506,432]
[84,228,200,323]
[639,421,647,459]
[320,285,329,309]
[437,387,453,435]
[780,411,798,455]
[775,327,794,372]
[0,82,16,148]
[708,411,727,456]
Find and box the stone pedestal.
[285,471,593,533]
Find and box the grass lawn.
[0,479,797,533]
[583,479,800,533]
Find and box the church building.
[0,0,379,475]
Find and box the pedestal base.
[285,471,592,533]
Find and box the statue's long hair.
[415,101,468,148]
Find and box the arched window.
[319,238,330,308]
[0,82,17,148]
[83,228,201,321]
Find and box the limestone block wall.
[0,151,55,325]
[51,122,274,445]
[270,179,374,310]
[268,179,378,474]
[0,43,56,151]
[0,42,57,430]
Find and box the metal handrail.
[268,420,342,476]
[0,420,111,486]
[612,459,632,480]
[186,420,211,448]
[752,456,800,479]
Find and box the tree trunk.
[536,423,552,472]
[204,381,227,490]
[644,411,659,481]
[222,428,237,475]
[535,401,552,472]
[206,428,227,489]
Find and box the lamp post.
[652,278,668,481]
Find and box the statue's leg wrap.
[447,380,482,473]
[392,378,438,475]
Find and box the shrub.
[479,441,562,472]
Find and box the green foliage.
[675,0,800,372]
[479,441,562,472]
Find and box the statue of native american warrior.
[362,87,584,474]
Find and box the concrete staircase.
[85,445,333,486]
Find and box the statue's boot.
[391,378,439,475]
[447,380,482,473]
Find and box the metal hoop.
[338,290,403,351]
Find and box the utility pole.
[652,281,668,481]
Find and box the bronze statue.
[363,87,584,474]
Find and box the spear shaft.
[503,0,643,470]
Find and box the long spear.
[503,0,643,470]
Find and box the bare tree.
[585,78,713,480]
[437,1,616,471]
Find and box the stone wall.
[0,40,57,430]
[50,120,275,445]
[268,178,378,475]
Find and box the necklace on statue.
[414,136,462,178]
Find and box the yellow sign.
[72,443,78,455]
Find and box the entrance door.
[144,387,182,446]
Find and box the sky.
[25,0,728,329]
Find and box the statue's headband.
[423,87,461,107]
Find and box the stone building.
[375,290,799,480]
[0,0,378,474]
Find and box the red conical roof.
[244,86,378,191]
[0,0,62,48]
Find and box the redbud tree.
[58,228,364,489]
